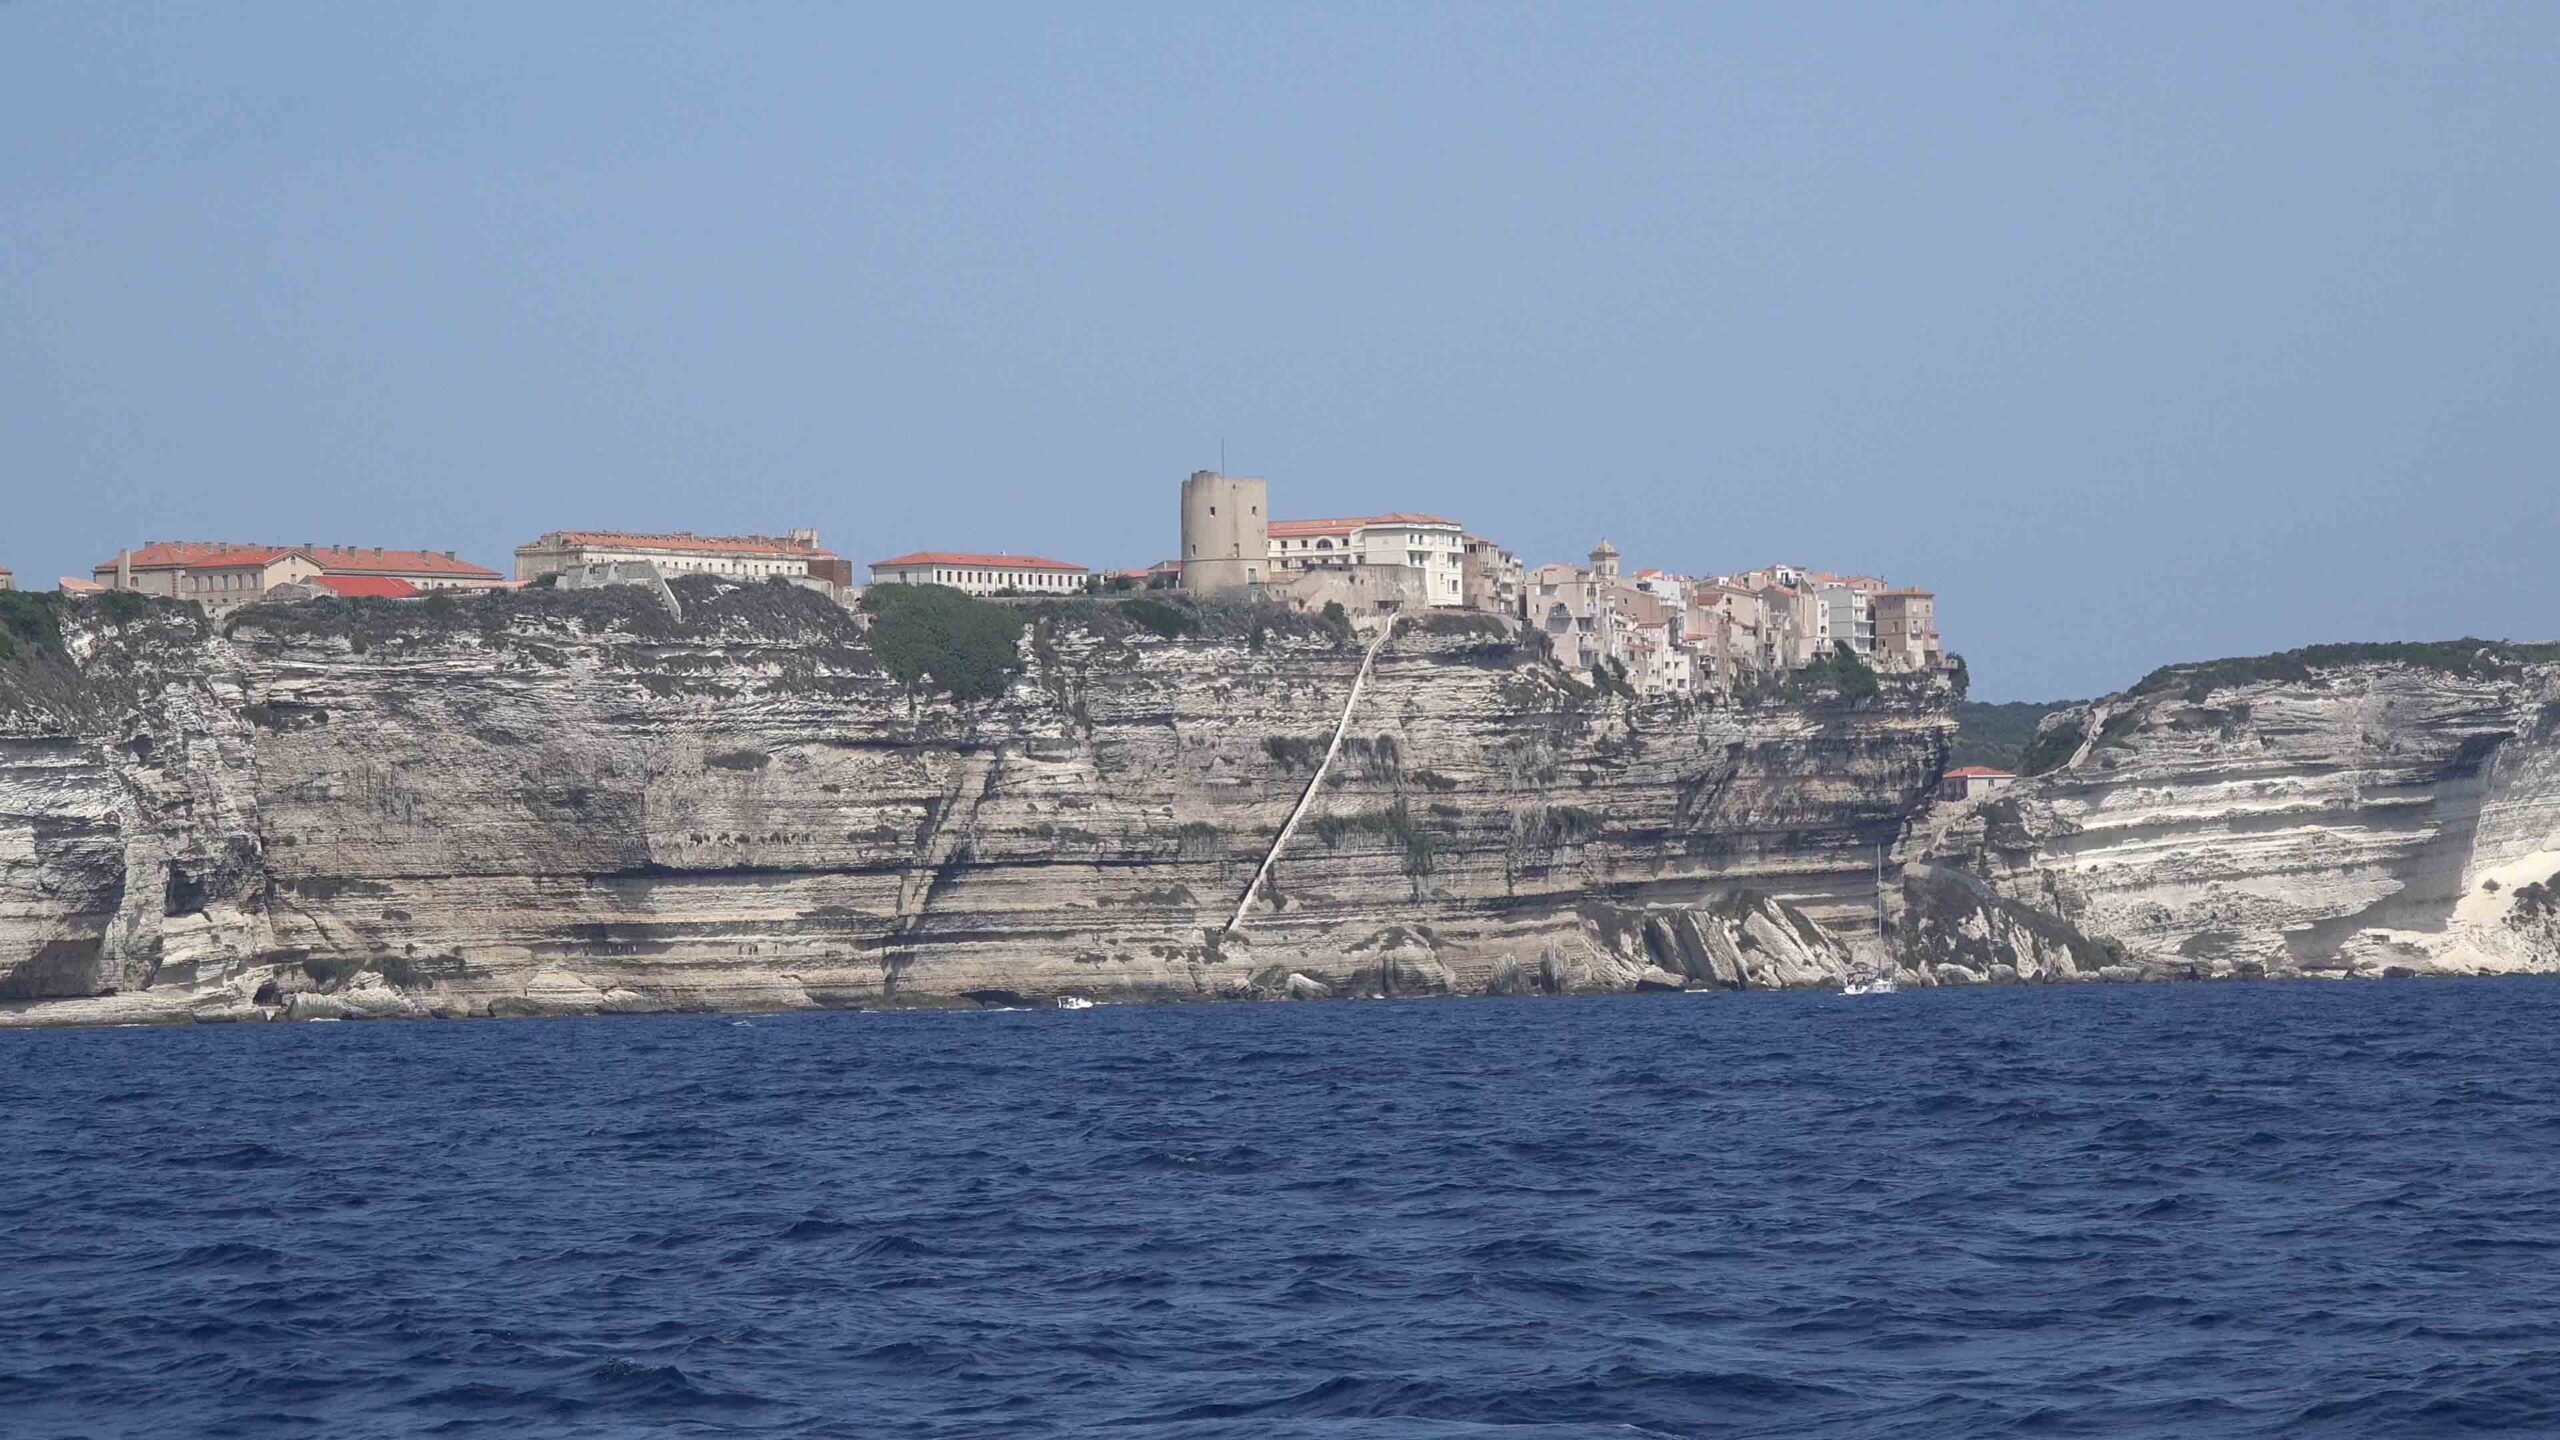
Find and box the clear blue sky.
[5,4,2553,700]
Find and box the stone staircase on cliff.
[1223,619,1399,937]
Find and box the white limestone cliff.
[1898,650,2560,982]
[1,585,1943,1023]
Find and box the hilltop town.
[10,469,1950,704]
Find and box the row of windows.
[1271,533,1458,551]
[605,556,805,577]
[909,568,1082,588]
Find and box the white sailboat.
[1843,843,1899,995]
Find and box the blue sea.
[5,980,2558,1438]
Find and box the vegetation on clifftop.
[0,593,212,728]
[0,591,66,662]
[1022,591,1343,646]
[2017,716,2088,777]
[1952,699,2079,772]
[2135,639,2560,703]
[231,575,862,654]
[859,583,1025,701]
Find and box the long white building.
[868,551,1092,595]
[513,528,848,585]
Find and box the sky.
[4,4,2553,701]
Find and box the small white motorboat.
[1056,996,1095,1010]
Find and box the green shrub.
[2019,718,2085,776]
[1521,803,1605,847]
[1809,642,1880,703]
[1311,802,1435,876]
[0,591,64,660]
[1951,699,2079,772]
[859,584,1026,701]
[1413,612,1509,638]
[1264,735,1325,771]
[1121,596,1196,639]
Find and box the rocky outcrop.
[1900,649,2560,981]
[1,586,1946,1024]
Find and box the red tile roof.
[312,574,420,599]
[872,552,1088,572]
[523,529,837,560]
[305,546,503,579]
[1945,766,2015,779]
[58,577,104,593]
[97,541,501,580]
[1267,513,1460,539]
[102,542,294,572]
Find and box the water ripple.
[3,980,2558,1437]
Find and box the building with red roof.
[311,574,421,599]
[91,540,504,613]
[1264,512,1467,609]
[869,551,1093,596]
[1939,765,2019,801]
[513,527,847,586]
[0,565,14,593]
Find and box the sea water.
[4,980,2556,1437]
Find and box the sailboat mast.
[1874,842,1885,944]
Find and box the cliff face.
[0,587,1946,1024]
[1899,655,2560,982]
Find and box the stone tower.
[1179,470,1268,593]
[1589,538,1621,582]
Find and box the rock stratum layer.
[1,587,1941,1024]
[6,591,2557,1026]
